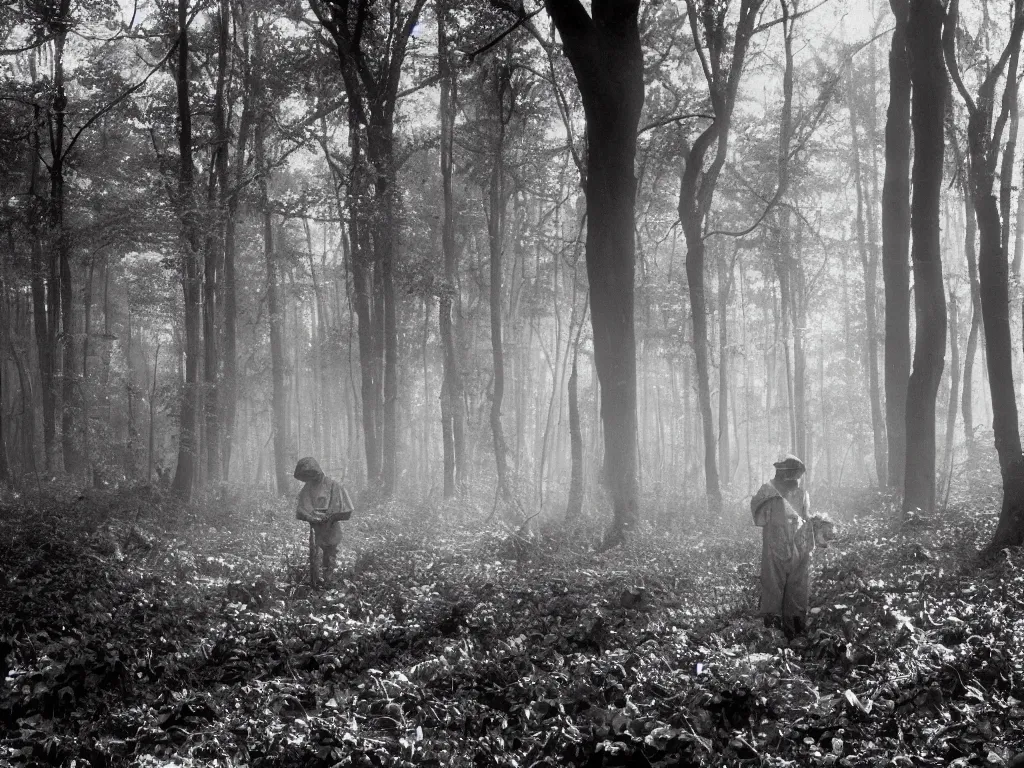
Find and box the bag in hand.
[324,485,355,523]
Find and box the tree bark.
[256,119,289,496]
[945,0,1024,549]
[45,6,84,478]
[202,0,231,483]
[941,285,961,491]
[545,0,643,545]
[717,249,732,485]
[850,79,888,486]
[170,0,203,501]
[882,0,912,494]
[902,0,947,517]
[347,116,382,486]
[309,0,426,495]
[485,55,513,505]
[438,6,466,498]
[28,116,57,471]
[962,184,981,456]
[220,6,254,480]
[680,0,766,515]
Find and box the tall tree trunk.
[0,272,11,486]
[962,185,981,456]
[850,83,888,486]
[681,225,722,515]
[48,9,83,477]
[717,250,731,484]
[170,0,203,501]
[544,0,643,545]
[308,0,426,495]
[902,0,947,516]
[680,0,769,514]
[81,261,93,483]
[347,118,381,486]
[371,136,399,496]
[882,0,912,494]
[792,226,808,462]
[946,0,1024,550]
[221,9,253,479]
[28,135,57,470]
[485,56,513,504]
[942,285,961,491]
[256,120,289,495]
[148,344,160,483]
[202,0,231,483]
[566,299,586,522]
[438,6,465,498]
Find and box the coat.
[751,480,813,618]
[294,457,348,548]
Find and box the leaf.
[843,689,871,713]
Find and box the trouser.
[308,529,338,586]
[759,551,812,638]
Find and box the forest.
[3,0,1024,765]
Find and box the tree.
[849,69,887,489]
[944,0,1024,550]
[481,48,515,506]
[900,0,947,517]
[310,0,428,495]
[679,0,768,516]
[881,0,911,494]
[438,2,467,498]
[170,0,204,501]
[544,0,643,545]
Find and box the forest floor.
[1,481,1023,767]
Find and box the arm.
[295,487,320,523]
[752,500,770,527]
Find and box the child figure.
[751,454,813,640]
[294,457,354,587]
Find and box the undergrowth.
[1,482,1022,767]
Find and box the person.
[751,454,815,641]
[294,457,354,587]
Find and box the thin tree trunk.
[347,117,381,486]
[793,226,808,462]
[942,285,961,492]
[82,260,93,483]
[566,341,584,522]
[717,250,731,485]
[850,76,888,486]
[220,9,253,480]
[202,0,230,483]
[257,120,289,496]
[438,6,465,498]
[148,344,160,483]
[485,55,513,504]
[962,187,980,457]
[170,0,203,501]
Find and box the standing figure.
[751,454,815,640]
[294,457,354,587]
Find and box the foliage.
[2,485,1023,766]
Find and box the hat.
[773,454,806,473]
[293,456,323,482]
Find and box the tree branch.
[466,6,544,62]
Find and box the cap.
[773,454,806,472]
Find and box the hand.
[308,509,328,524]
